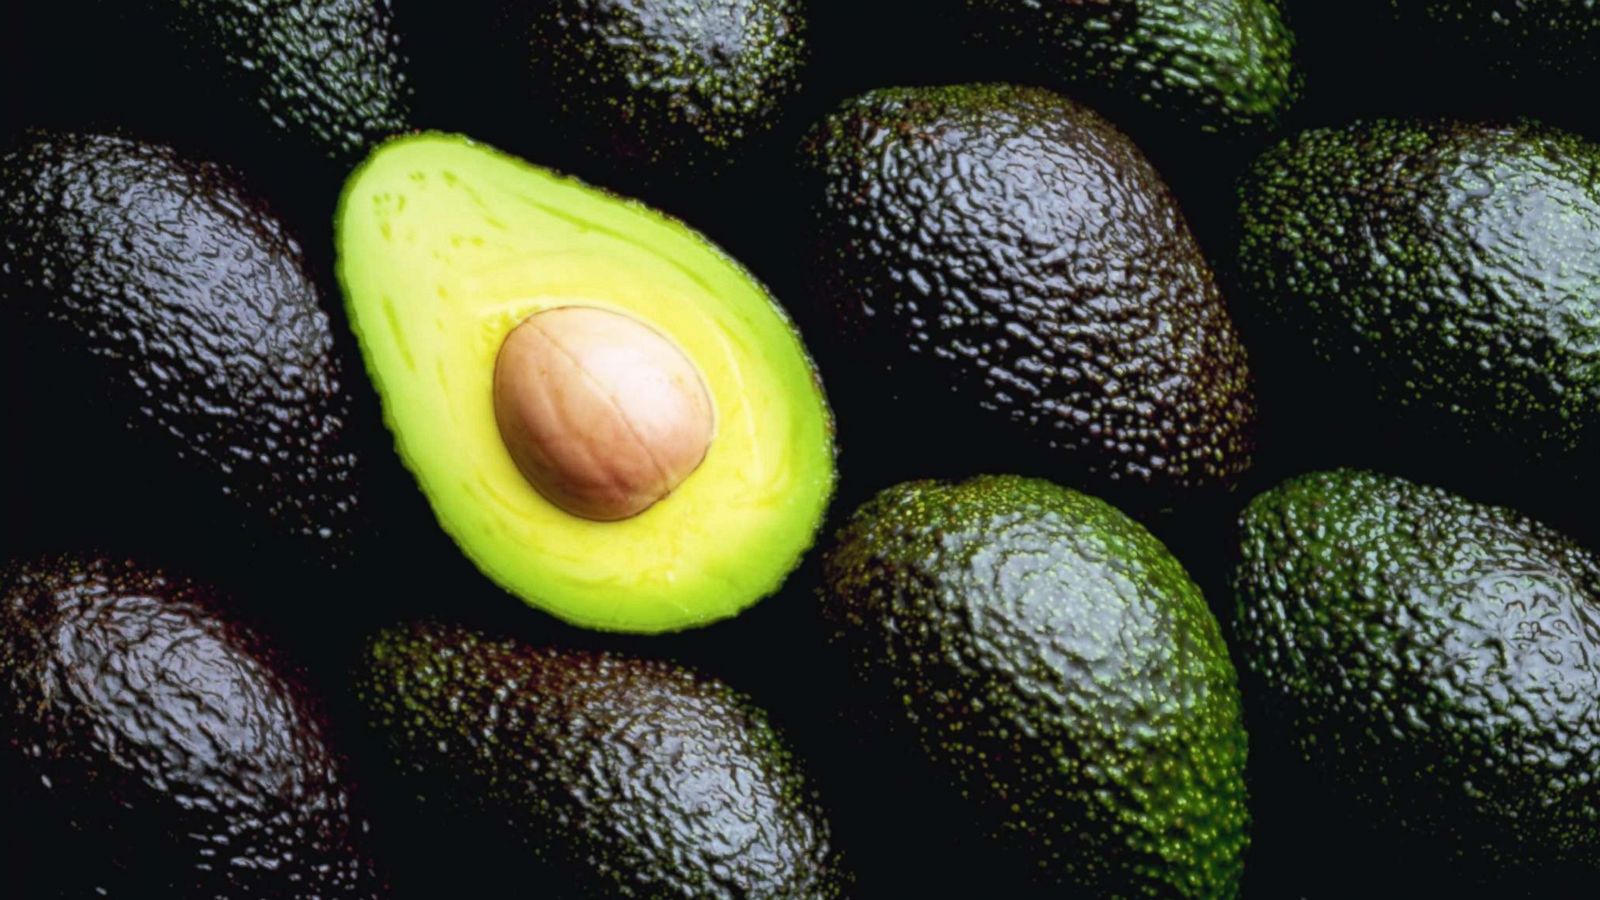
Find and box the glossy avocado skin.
[1397,0,1600,77]
[0,131,367,560]
[501,0,805,181]
[356,622,850,899]
[800,85,1256,497]
[0,554,385,897]
[1233,469,1600,873]
[1238,119,1600,460]
[962,0,1299,134]
[141,0,413,160]
[821,475,1249,897]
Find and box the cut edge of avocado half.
[335,132,836,633]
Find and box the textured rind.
[157,0,413,160]
[820,475,1249,897]
[801,84,1257,492]
[1397,0,1600,76]
[1233,469,1600,867]
[0,554,384,897]
[0,130,366,556]
[356,622,850,899]
[964,0,1299,134]
[508,0,806,177]
[1238,119,1600,457]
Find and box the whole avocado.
[1238,119,1600,459]
[1396,0,1600,77]
[356,621,850,899]
[498,0,806,181]
[821,475,1249,897]
[962,0,1300,134]
[1233,469,1600,872]
[0,130,369,560]
[0,553,386,897]
[135,0,413,160]
[800,84,1256,496]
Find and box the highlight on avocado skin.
[335,133,836,634]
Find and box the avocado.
[820,475,1249,897]
[132,0,413,161]
[1237,119,1600,462]
[1394,0,1600,78]
[1232,469,1600,878]
[335,133,834,633]
[356,620,850,899]
[799,84,1256,499]
[0,553,386,897]
[493,0,806,183]
[959,0,1300,135]
[0,130,370,562]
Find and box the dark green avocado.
[498,0,806,181]
[1237,119,1600,461]
[356,621,850,899]
[961,0,1300,135]
[821,475,1249,897]
[136,0,413,160]
[0,553,385,897]
[800,84,1256,497]
[1233,469,1600,873]
[0,130,369,561]
[1395,0,1600,77]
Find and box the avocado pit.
[493,306,714,521]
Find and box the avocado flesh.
[1238,119,1600,459]
[0,554,384,897]
[1233,469,1600,871]
[821,475,1249,897]
[336,133,834,633]
[357,620,850,898]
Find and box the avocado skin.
[356,621,850,899]
[800,85,1256,497]
[961,0,1299,135]
[820,475,1249,897]
[141,0,412,161]
[498,0,805,181]
[1238,119,1600,460]
[0,131,368,561]
[1396,0,1600,77]
[1233,469,1600,871]
[0,553,385,897]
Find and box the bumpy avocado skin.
[800,85,1256,495]
[963,0,1299,134]
[503,0,805,179]
[356,622,850,899]
[1233,469,1600,870]
[1397,0,1600,76]
[0,554,385,897]
[1238,119,1600,459]
[821,475,1249,897]
[0,131,367,559]
[145,0,412,160]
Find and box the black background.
[5,1,1599,896]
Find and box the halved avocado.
[336,133,834,633]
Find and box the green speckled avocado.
[1238,119,1600,459]
[821,475,1249,897]
[356,621,851,899]
[1233,469,1600,869]
[502,0,806,180]
[962,0,1299,134]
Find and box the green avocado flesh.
[336,133,834,632]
